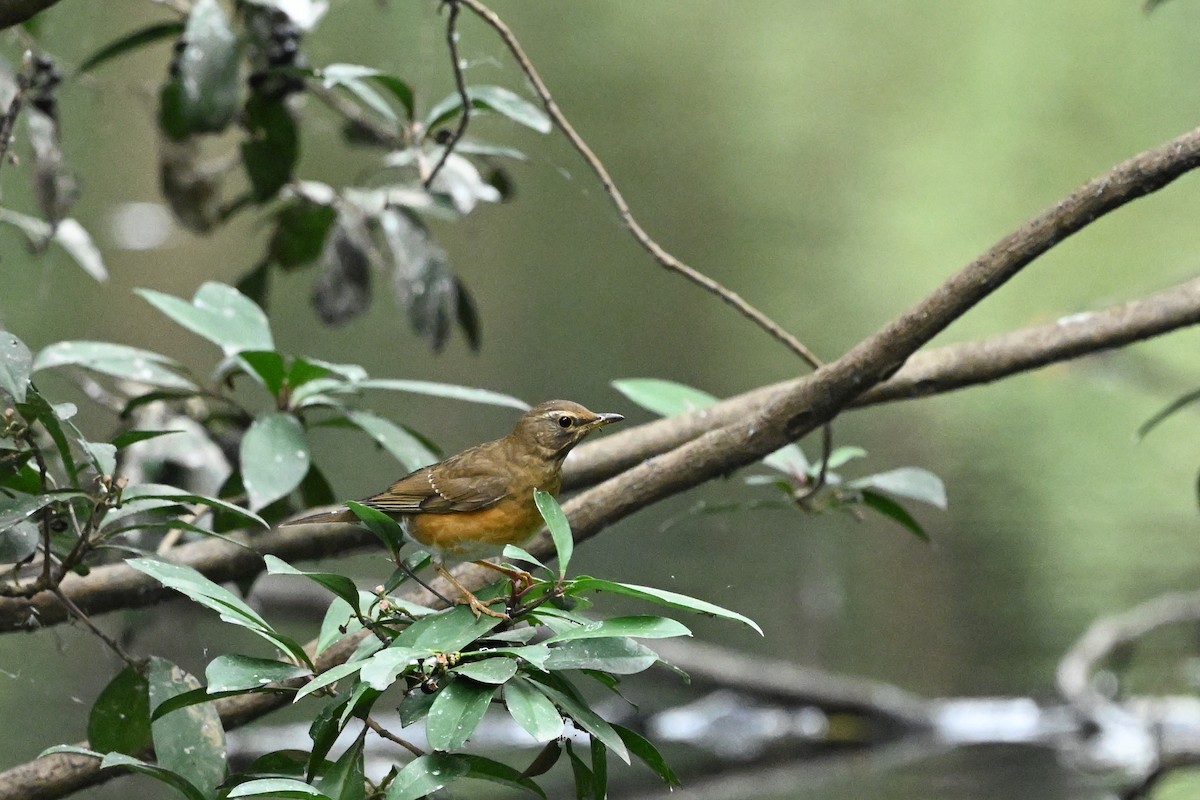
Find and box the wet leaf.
[88,664,151,755]
[0,330,32,402]
[503,677,563,743]
[240,412,310,511]
[78,21,186,74]
[426,85,550,133]
[534,489,571,579]
[137,282,274,356]
[33,340,196,391]
[205,654,311,693]
[148,656,226,795]
[161,0,241,138]
[425,676,496,750]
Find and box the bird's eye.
[558,416,573,429]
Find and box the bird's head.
[511,400,624,461]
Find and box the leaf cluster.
[45,493,760,800]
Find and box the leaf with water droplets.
[240,412,310,511]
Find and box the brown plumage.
[285,400,623,617]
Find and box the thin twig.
[365,716,425,758]
[423,0,470,189]
[457,0,822,370]
[51,585,141,667]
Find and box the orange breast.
[404,498,545,561]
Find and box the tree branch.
[565,274,1200,489]
[555,123,1200,548]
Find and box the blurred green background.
[4,1,1200,797]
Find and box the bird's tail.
[282,507,357,526]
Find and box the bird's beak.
[585,412,624,430]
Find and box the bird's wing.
[360,447,512,515]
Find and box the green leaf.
[545,637,659,675]
[613,724,680,786]
[453,657,518,684]
[1139,387,1200,438]
[425,677,497,750]
[355,379,528,411]
[762,443,809,477]
[242,93,299,201]
[117,483,269,529]
[110,429,182,451]
[393,603,504,651]
[265,555,361,615]
[88,664,151,755]
[16,388,77,479]
[98,752,209,800]
[358,646,432,691]
[565,740,593,799]
[849,467,947,509]
[454,753,546,798]
[859,489,930,541]
[589,735,608,800]
[501,545,550,575]
[32,340,196,393]
[316,733,365,800]
[0,330,32,402]
[269,195,336,270]
[503,677,564,743]
[147,656,226,795]
[534,489,571,579]
[0,523,38,562]
[293,661,365,704]
[342,409,436,472]
[385,753,469,800]
[164,0,241,137]
[531,679,629,764]
[206,654,311,692]
[823,445,868,471]
[569,577,763,636]
[344,501,404,558]
[228,778,332,799]
[241,412,311,511]
[320,64,399,122]
[78,21,186,74]
[136,282,274,356]
[0,493,79,531]
[317,595,367,656]
[487,643,551,670]
[611,378,716,417]
[543,615,691,644]
[238,351,288,395]
[426,85,551,133]
[127,557,311,667]
[151,686,289,721]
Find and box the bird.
[285,400,623,618]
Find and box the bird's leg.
[472,560,535,593]
[435,563,509,620]
[396,558,455,607]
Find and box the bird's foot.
[460,594,509,620]
[472,560,535,593]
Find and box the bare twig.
[423,0,470,189]
[365,716,425,758]
[50,586,140,667]
[457,0,822,370]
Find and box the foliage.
[1,282,762,798]
[3,0,553,351]
[613,378,947,539]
